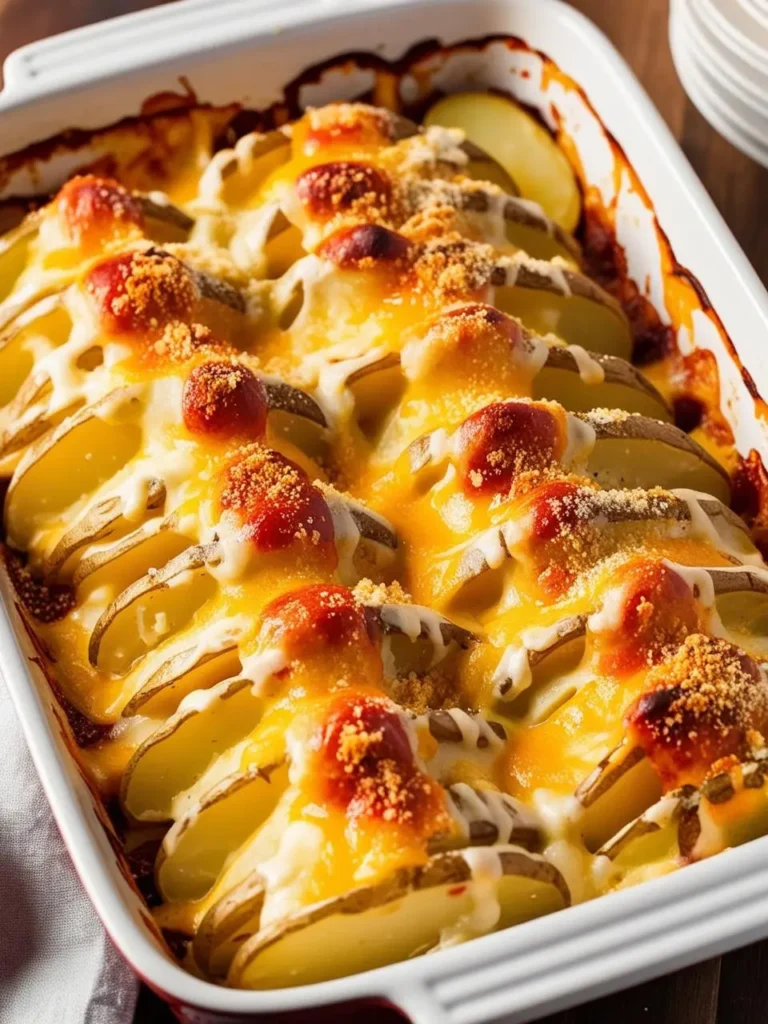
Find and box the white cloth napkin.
[0,672,139,1024]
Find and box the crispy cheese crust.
[1,99,767,988]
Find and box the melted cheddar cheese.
[2,99,768,988]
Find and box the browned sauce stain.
[580,194,675,366]
[733,450,768,558]
[0,99,238,210]
[124,837,164,908]
[6,574,109,753]
[140,76,199,116]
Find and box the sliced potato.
[505,569,768,725]
[691,496,761,566]
[499,196,580,264]
[193,872,266,977]
[121,674,264,823]
[695,760,768,854]
[409,410,728,500]
[708,566,768,598]
[580,411,731,502]
[72,516,189,591]
[263,212,306,280]
[576,740,648,809]
[261,377,327,428]
[324,494,399,583]
[88,543,217,672]
[461,141,521,198]
[0,211,41,305]
[5,388,144,549]
[392,113,520,197]
[421,710,508,785]
[0,279,64,338]
[407,178,579,264]
[494,615,588,706]
[426,709,506,751]
[598,757,768,882]
[424,92,581,232]
[156,761,289,903]
[346,502,398,552]
[576,740,662,851]
[44,478,166,579]
[7,192,191,257]
[502,567,768,726]
[346,344,669,442]
[206,130,292,208]
[440,782,542,851]
[492,258,631,359]
[192,802,294,976]
[136,194,195,240]
[121,636,241,719]
[0,294,69,412]
[0,359,67,471]
[88,495,395,674]
[374,601,477,682]
[376,601,477,650]
[452,490,743,598]
[321,488,399,553]
[227,845,569,989]
[707,566,768,634]
[0,395,59,474]
[355,368,407,445]
[595,790,690,888]
[536,347,671,421]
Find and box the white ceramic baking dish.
[3,1,768,1020]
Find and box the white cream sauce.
[438,847,503,949]
[566,343,605,385]
[492,643,532,699]
[258,821,326,927]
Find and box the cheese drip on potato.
[1,99,765,990]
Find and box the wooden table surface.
[2,1,767,1021]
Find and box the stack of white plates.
[670,0,768,167]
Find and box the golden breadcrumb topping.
[220,444,331,549]
[583,407,632,427]
[352,579,412,607]
[304,103,395,146]
[112,250,197,328]
[640,634,768,744]
[389,670,458,715]
[189,361,246,412]
[336,718,384,768]
[298,161,396,223]
[147,321,229,364]
[410,235,496,302]
[333,705,427,825]
[222,444,302,506]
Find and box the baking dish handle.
[0,0,343,104]
[391,983,451,1024]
